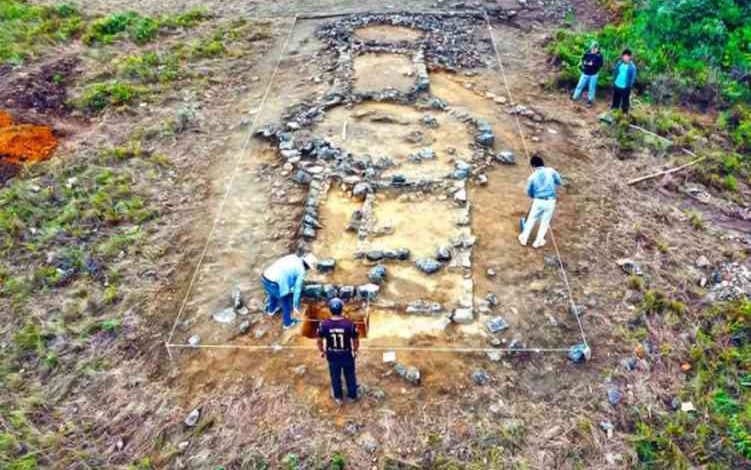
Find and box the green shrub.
[102,286,120,305]
[724,175,738,192]
[116,51,181,83]
[13,322,42,354]
[631,300,751,466]
[83,11,160,45]
[0,0,84,64]
[161,8,209,28]
[75,81,145,112]
[688,211,705,230]
[548,0,751,106]
[83,8,208,45]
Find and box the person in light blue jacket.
[518,154,561,249]
[611,49,637,113]
[261,252,317,329]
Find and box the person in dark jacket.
[571,42,604,107]
[318,298,359,405]
[611,49,637,113]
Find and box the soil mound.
[0,57,78,115]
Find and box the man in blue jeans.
[571,42,603,108]
[317,298,359,405]
[518,154,561,249]
[611,49,637,113]
[261,252,317,329]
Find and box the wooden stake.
[627,155,706,185]
[628,124,673,145]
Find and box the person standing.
[317,298,359,405]
[518,154,561,249]
[571,42,604,107]
[261,252,317,329]
[611,49,637,113]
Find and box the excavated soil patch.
[368,195,465,259]
[0,111,58,184]
[314,101,474,178]
[310,189,365,285]
[301,301,369,338]
[353,53,417,93]
[311,188,469,311]
[354,24,425,43]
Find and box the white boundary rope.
[482,12,589,349]
[165,15,300,359]
[165,11,590,358]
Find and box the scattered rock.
[187,335,200,347]
[421,114,439,128]
[317,258,336,273]
[293,365,306,376]
[495,151,515,164]
[366,250,385,262]
[416,258,441,274]
[212,308,237,324]
[356,283,380,300]
[453,188,467,203]
[352,182,372,201]
[451,307,474,324]
[471,369,491,385]
[184,409,200,427]
[368,265,387,284]
[475,130,494,147]
[695,255,710,269]
[599,421,614,438]
[486,350,503,362]
[436,246,452,262]
[394,363,421,385]
[357,432,378,454]
[409,147,436,162]
[486,316,509,333]
[617,258,643,276]
[568,343,591,363]
[607,387,623,406]
[406,300,442,315]
[231,286,244,310]
[238,320,251,334]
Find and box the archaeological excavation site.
[167,11,587,358]
[4,0,749,467]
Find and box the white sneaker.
[282,319,300,330]
[265,307,280,317]
[532,239,546,248]
[518,234,527,246]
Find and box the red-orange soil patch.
[0,110,58,164]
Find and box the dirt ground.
[3,1,749,469]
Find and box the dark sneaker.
[586,101,593,108]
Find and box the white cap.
[302,253,318,270]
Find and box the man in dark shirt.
[572,42,604,107]
[317,297,359,404]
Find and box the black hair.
[530,154,544,168]
[622,49,632,56]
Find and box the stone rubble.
[394,362,421,385]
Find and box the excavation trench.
[171,16,583,356]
